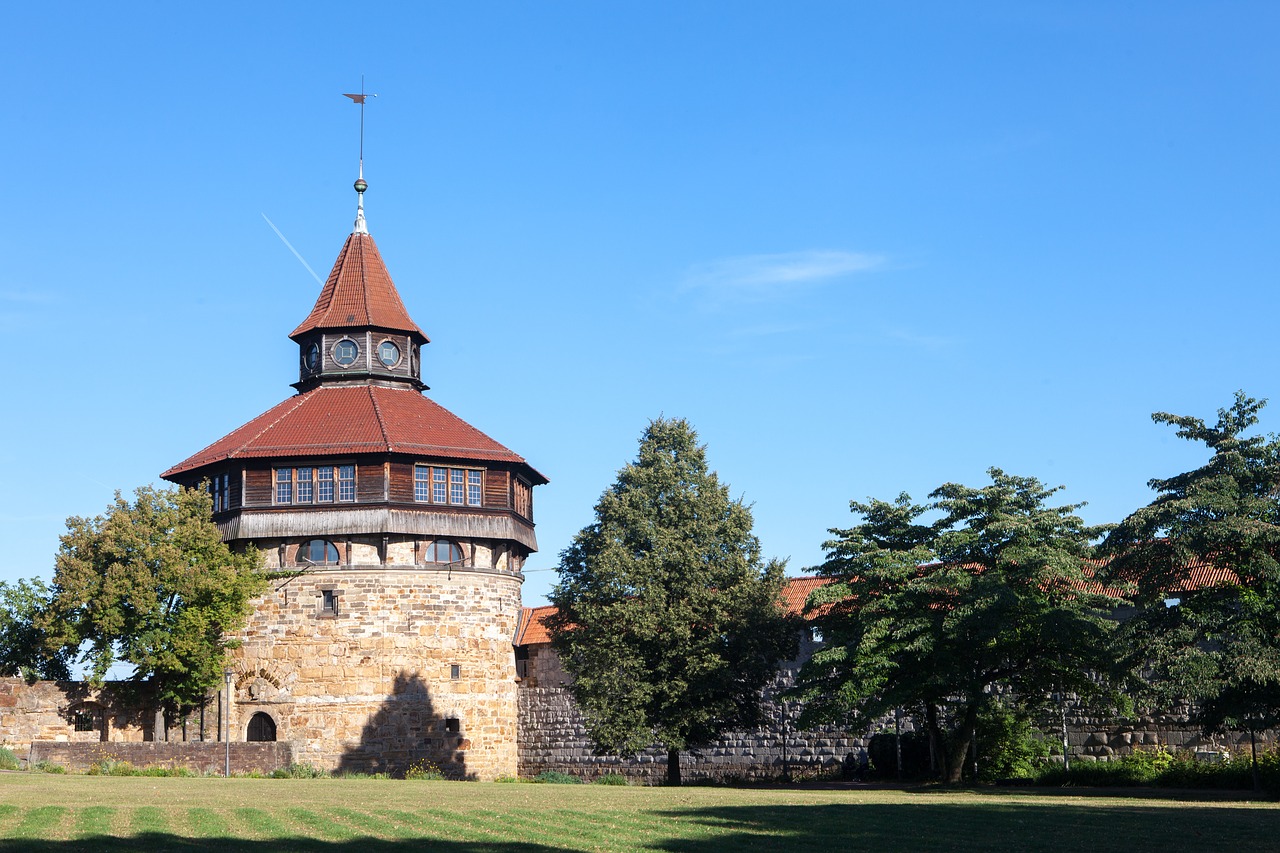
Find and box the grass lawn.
[0,773,1277,852]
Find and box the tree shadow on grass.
[0,839,560,853]
[645,801,1280,853]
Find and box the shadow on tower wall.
[335,671,470,779]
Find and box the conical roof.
[289,231,427,342]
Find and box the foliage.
[1101,392,1280,747]
[403,758,444,781]
[0,747,19,771]
[533,770,583,784]
[32,761,65,774]
[794,469,1123,783]
[42,485,266,719]
[87,759,198,777]
[0,579,73,681]
[865,730,932,780]
[548,417,799,785]
[593,772,629,785]
[1033,747,1280,792]
[974,702,1052,782]
[271,763,329,779]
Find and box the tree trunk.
[666,748,682,786]
[152,706,166,742]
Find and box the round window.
[305,343,320,371]
[378,340,401,368]
[333,339,359,366]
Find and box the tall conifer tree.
[548,417,797,784]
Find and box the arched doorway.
[247,712,277,742]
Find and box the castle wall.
[229,565,522,780]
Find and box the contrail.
[262,213,323,285]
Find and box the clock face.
[305,343,320,370]
[333,339,359,366]
[378,340,401,367]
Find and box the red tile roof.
[161,384,546,481]
[290,232,427,341]
[514,577,831,646]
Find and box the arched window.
[300,539,340,566]
[247,712,277,742]
[423,540,464,564]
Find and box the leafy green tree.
[1101,392,1280,784]
[43,485,265,735]
[0,579,72,681]
[547,417,798,785]
[795,470,1120,783]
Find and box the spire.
[353,175,369,235]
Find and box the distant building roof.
[162,384,547,481]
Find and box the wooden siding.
[485,469,510,509]
[244,466,273,506]
[388,461,415,503]
[218,507,538,551]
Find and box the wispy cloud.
[683,250,884,301]
[0,289,58,305]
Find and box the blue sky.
[3,2,1277,606]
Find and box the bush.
[270,763,328,779]
[976,704,1052,782]
[533,770,582,784]
[866,730,932,780]
[33,761,65,774]
[88,759,137,776]
[593,773,628,786]
[404,759,445,781]
[1033,747,1280,792]
[0,747,20,771]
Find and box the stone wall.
[518,635,874,782]
[0,679,147,749]
[27,741,293,775]
[230,565,522,780]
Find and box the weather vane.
[342,76,378,181]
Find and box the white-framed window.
[423,540,464,564]
[414,465,484,507]
[274,466,356,505]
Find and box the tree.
[42,485,266,736]
[0,579,72,681]
[794,469,1121,783]
[1100,392,1280,786]
[547,417,798,785]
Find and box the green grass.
[0,775,1277,852]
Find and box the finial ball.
[354,178,368,193]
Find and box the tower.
[162,176,546,779]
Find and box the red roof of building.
[161,384,546,481]
[514,577,831,646]
[290,232,427,341]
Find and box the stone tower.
[162,176,546,780]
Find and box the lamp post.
[223,669,234,778]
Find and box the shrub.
[0,747,20,771]
[404,759,445,781]
[594,773,628,786]
[533,770,582,784]
[88,759,137,776]
[33,761,65,774]
[866,730,931,780]
[270,763,328,779]
[1033,746,1280,792]
[975,703,1052,782]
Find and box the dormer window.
[305,343,320,371]
[378,340,401,367]
[333,339,359,367]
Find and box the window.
[247,712,277,742]
[514,478,532,519]
[333,339,359,366]
[210,473,231,513]
[414,466,484,507]
[378,340,401,367]
[450,664,461,680]
[317,467,334,502]
[320,589,339,616]
[444,717,461,734]
[423,540,463,564]
[302,539,340,566]
[73,710,97,732]
[274,466,355,504]
[296,467,313,503]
